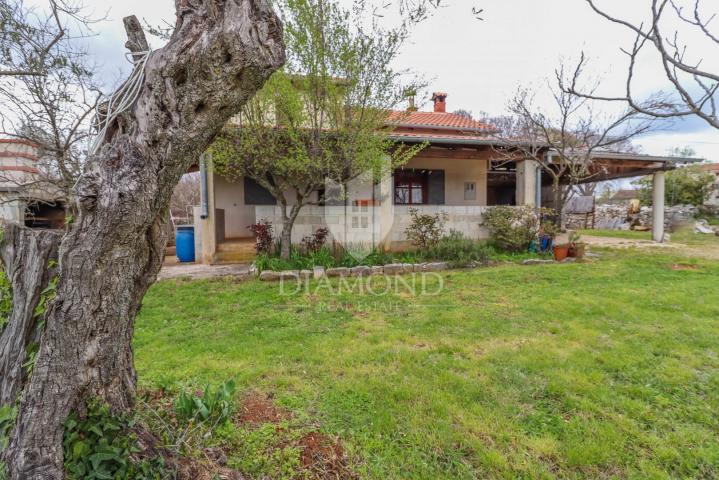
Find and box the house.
[608,189,641,205]
[699,163,719,206]
[0,137,66,229]
[193,92,686,264]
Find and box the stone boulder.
[326,267,350,277]
[350,266,371,277]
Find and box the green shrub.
[0,270,11,332]
[405,208,448,249]
[173,380,236,424]
[0,405,17,453]
[482,205,540,253]
[637,165,716,206]
[63,402,167,480]
[423,230,493,267]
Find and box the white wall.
[255,204,491,251]
[0,195,25,224]
[388,205,490,246]
[214,175,256,238]
[402,154,489,206]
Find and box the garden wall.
[566,204,699,231]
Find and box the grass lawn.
[578,229,652,240]
[580,226,719,251]
[135,249,719,479]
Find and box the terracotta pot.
[553,244,570,262]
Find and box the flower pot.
[573,243,586,259]
[553,244,570,262]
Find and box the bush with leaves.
[423,230,493,267]
[0,270,11,332]
[0,405,17,454]
[405,208,448,250]
[482,205,540,253]
[248,220,275,254]
[63,402,168,480]
[636,166,717,207]
[300,228,329,253]
[173,380,236,425]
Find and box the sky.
[69,0,719,162]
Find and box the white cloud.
[72,0,719,162]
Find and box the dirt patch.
[298,432,357,479]
[237,392,292,425]
[670,263,700,271]
[133,425,243,480]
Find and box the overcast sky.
[74,0,719,162]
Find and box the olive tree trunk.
[279,203,302,259]
[0,1,284,477]
[0,225,61,406]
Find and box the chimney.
[432,92,447,113]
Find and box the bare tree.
[494,63,654,220]
[170,173,200,223]
[0,0,99,77]
[0,0,105,216]
[0,2,284,478]
[453,108,473,119]
[567,0,719,130]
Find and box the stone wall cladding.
[567,204,699,231]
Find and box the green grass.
[578,229,652,240]
[135,249,719,479]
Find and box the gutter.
[389,122,499,134]
[388,135,498,146]
[199,154,210,219]
[587,151,704,164]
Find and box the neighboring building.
[608,189,641,205]
[699,163,719,206]
[0,138,40,224]
[194,92,688,264]
[0,137,66,228]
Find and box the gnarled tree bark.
[0,0,284,477]
[0,225,61,406]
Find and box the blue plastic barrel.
[175,226,196,263]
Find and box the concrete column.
[652,171,666,242]
[199,157,217,263]
[516,160,538,206]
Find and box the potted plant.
[567,231,586,259]
[553,242,570,261]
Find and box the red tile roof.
[699,163,719,173]
[611,189,640,200]
[387,111,495,131]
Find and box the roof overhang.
[388,123,499,134]
[388,134,498,146]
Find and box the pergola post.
[652,171,666,242]
[516,159,538,207]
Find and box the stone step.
[214,251,256,264]
[216,241,256,253]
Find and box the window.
[244,177,277,205]
[464,182,476,200]
[394,170,429,205]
